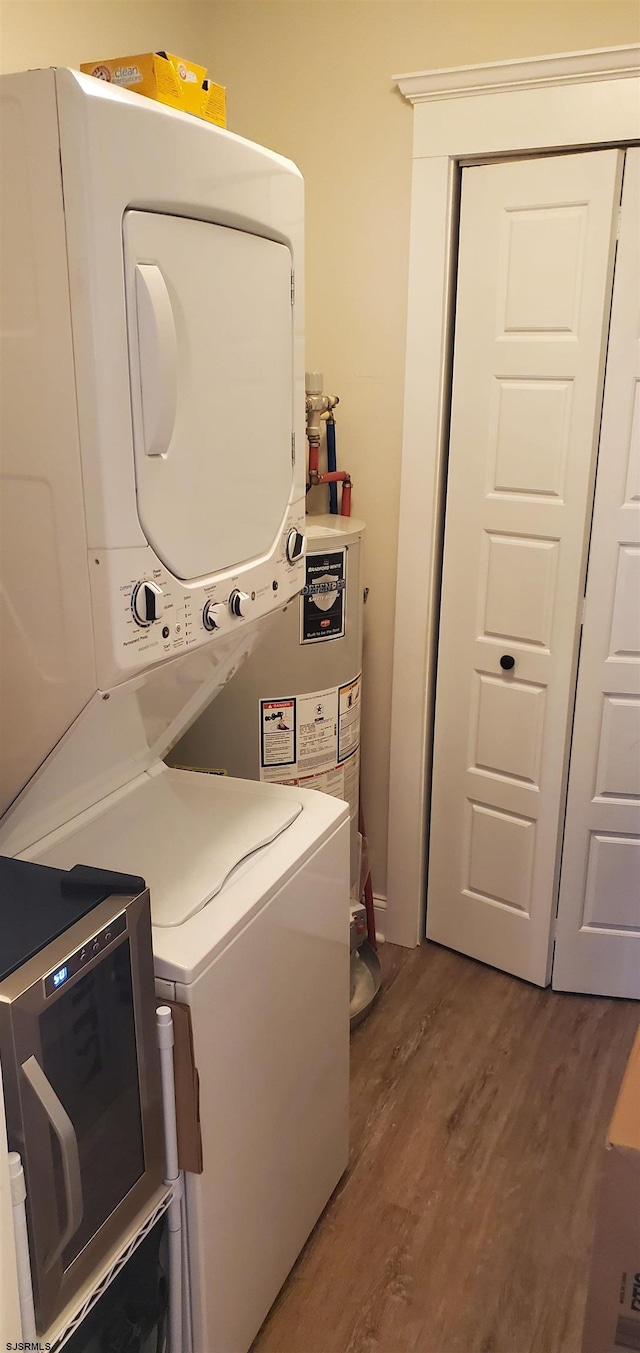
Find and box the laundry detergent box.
[80,52,227,127]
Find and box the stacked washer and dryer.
[0,68,350,1352]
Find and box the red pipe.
[308,441,319,476]
[306,441,352,516]
[363,870,376,949]
[313,469,352,517]
[358,799,377,949]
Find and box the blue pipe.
[326,416,338,514]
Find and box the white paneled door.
[553,150,640,997]
[427,150,623,986]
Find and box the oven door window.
[38,940,144,1270]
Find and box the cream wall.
[2,1,639,903]
[0,1,207,75]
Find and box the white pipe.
[8,1152,36,1342]
[157,1007,179,1181]
[167,1204,183,1353]
[180,1206,194,1353]
[157,1005,183,1353]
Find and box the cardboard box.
[80,51,226,127]
[582,1027,640,1353]
[200,78,227,129]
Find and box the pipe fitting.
[305,372,339,445]
[305,372,348,513]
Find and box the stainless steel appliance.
[0,857,165,1334]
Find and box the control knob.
[286,528,306,564]
[203,600,224,632]
[132,580,164,627]
[229,589,250,619]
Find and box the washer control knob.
[132,580,164,627]
[229,589,250,619]
[203,600,224,632]
[286,528,306,564]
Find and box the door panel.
[427,150,622,986]
[471,672,546,786]
[480,532,559,647]
[553,149,640,997]
[489,378,573,499]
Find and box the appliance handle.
[134,262,178,457]
[21,1055,83,1269]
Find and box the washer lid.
[21,769,301,928]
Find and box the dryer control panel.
[90,520,306,688]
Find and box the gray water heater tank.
[169,515,365,895]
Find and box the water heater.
[170,515,365,893]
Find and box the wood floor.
[252,941,639,1353]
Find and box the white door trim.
[386,45,640,948]
[394,45,640,104]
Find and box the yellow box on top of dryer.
[80,52,227,127]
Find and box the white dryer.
[0,69,350,1352]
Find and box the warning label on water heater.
[338,674,361,763]
[258,675,362,798]
[300,548,346,643]
[260,699,296,769]
[297,688,339,773]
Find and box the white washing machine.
[20,769,350,1353]
[0,68,350,1352]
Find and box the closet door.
[427,150,622,986]
[553,150,640,998]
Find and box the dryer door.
[123,211,293,581]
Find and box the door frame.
[386,45,640,947]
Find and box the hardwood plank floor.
[252,941,639,1353]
